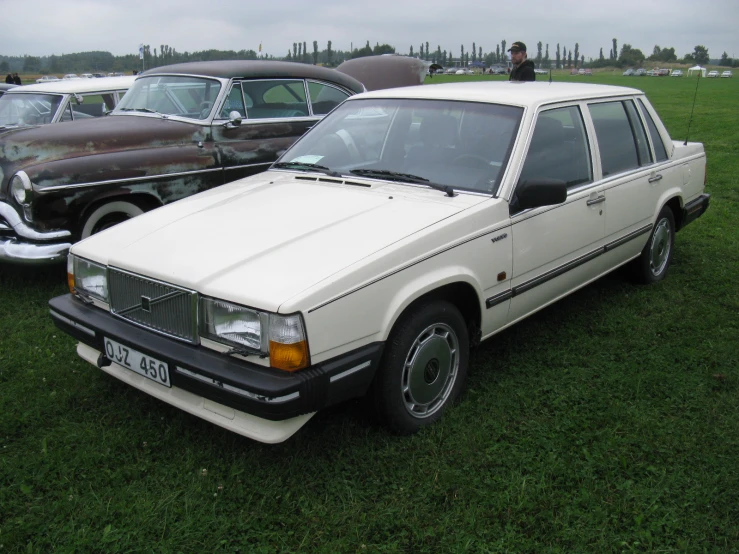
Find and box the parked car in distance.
[534,68,548,75]
[63,74,80,80]
[707,70,719,78]
[623,69,635,76]
[455,68,473,75]
[91,73,106,78]
[584,69,593,76]
[51,81,710,443]
[0,58,425,265]
[635,69,647,76]
[0,76,134,131]
[490,66,507,75]
[35,75,60,84]
[80,73,94,78]
[671,69,684,77]
[107,72,125,77]
[646,70,656,76]
[570,68,579,75]
[721,70,733,78]
[658,69,670,76]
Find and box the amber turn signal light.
[269,340,309,372]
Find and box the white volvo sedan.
[50,82,710,443]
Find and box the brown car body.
[0,57,426,264]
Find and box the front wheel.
[634,206,675,284]
[370,300,469,435]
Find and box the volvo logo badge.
[141,296,152,312]
[491,232,508,243]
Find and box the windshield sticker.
[289,155,325,164]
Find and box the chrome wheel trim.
[401,322,459,419]
[649,217,672,276]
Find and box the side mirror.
[224,110,242,128]
[514,178,567,210]
[74,94,83,105]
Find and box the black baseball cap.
[508,41,527,52]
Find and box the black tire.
[370,300,469,435]
[634,205,675,284]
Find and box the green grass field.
[1,73,737,553]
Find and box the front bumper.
[0,202,72,264]
[49,294,384,438]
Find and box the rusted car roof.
[142,60,365,94]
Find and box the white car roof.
[9,76,136,94]
[351,81,643,109]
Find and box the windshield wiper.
[272,161,342,178]
[350,169,455,197]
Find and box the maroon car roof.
[141,60,364,94]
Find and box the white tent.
[688,65,706,77]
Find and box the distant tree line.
[1,39,736,75]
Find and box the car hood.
[74,172,485,312]
[0,115,207,185]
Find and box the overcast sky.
[4,0,738,61]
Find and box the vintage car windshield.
[277,98,523,194]
[0,93,64,128]
[114,75,222,120]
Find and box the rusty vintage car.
[0,57,426,265]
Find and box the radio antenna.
[684,70,702,145]
[549,69,552,84]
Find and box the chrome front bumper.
[0,202,72,265]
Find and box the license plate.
[103,337,171,387]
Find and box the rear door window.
[242,80,309,119]
[307,81,350,115]
[589,100,651,177]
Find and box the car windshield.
[0,93,64,127]
[114,75,222,120]
[276,98,523,195]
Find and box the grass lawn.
[1,73,738,553]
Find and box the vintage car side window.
[518,105,592,189]
[638,99,668,162]
[242,79,309,119]
[307,81,350,115]
[589,101,645,177]
[68,93,117,120]
[219,84,247,119]
[115,76,222,120]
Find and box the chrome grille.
[108,268,198,343]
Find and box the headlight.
[68,255,109,302]
[201,298,267,352]
[10,171,33,205]
[200,297,309,372]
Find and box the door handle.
[648,174,663,183]
[586,195,606,206]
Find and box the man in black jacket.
[508,42,535,82]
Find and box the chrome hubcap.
[401,323,459,419]
[649,218,672,276]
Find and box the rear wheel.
[634,205,675,284]
[81,201,144,239]
[370,300,469,434]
